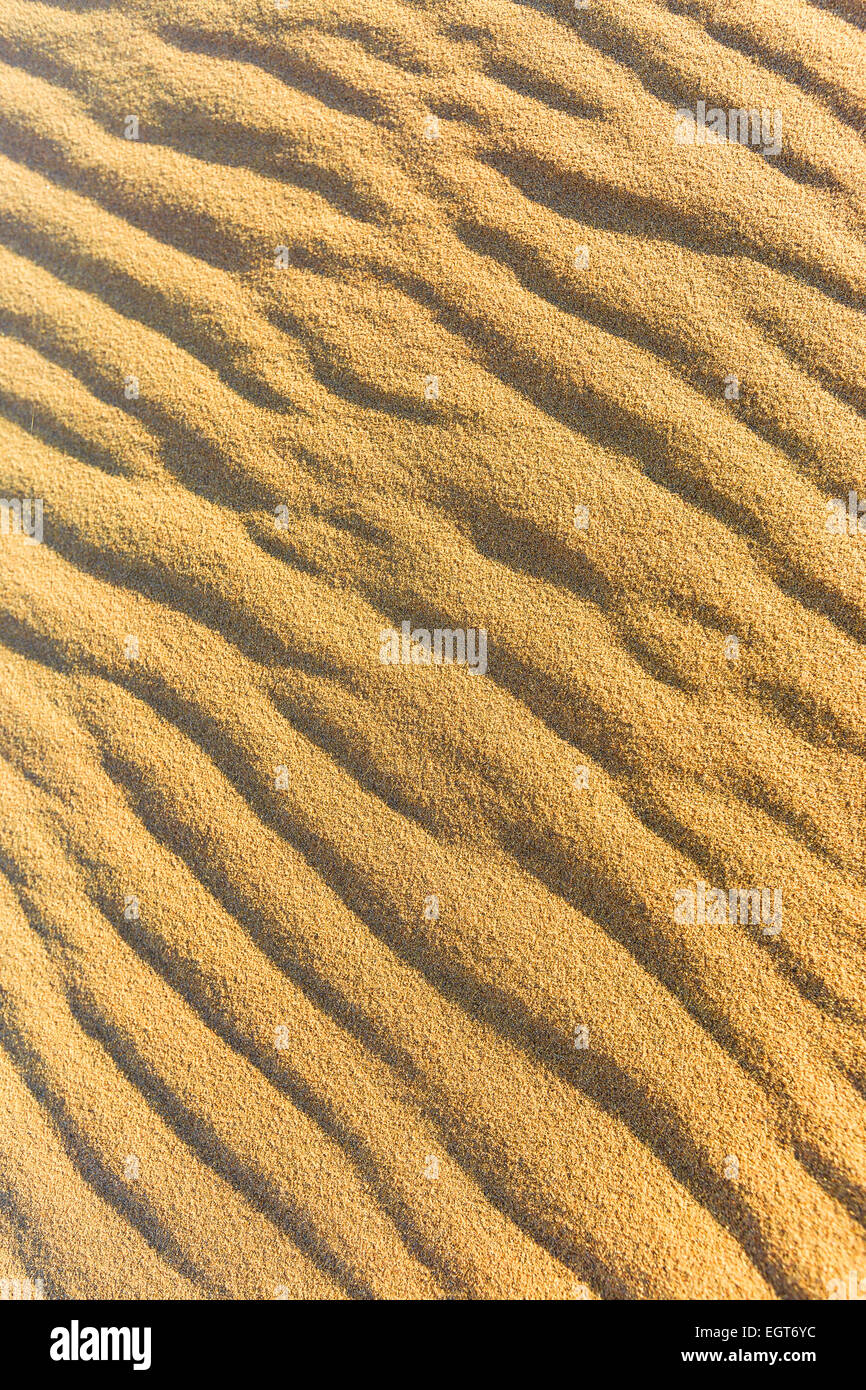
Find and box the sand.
[0,0,864,1300]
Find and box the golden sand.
[0,0,864,1299]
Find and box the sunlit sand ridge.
[0,0,864,1300]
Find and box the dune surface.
[0,0,864,1300]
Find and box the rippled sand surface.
[0,0,864,1299]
